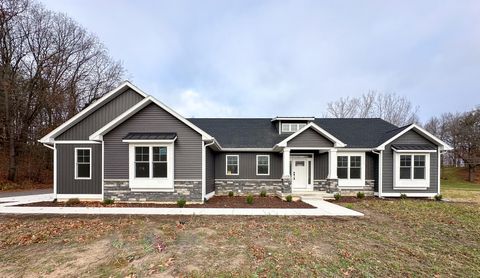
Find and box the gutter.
[202,140,216,202]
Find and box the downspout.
[372,150,383,198]
[202,140,216,202]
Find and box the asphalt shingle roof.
[391,144,436,150]
[188,118,403,149]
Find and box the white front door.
[291,159,309,189]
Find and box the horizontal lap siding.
[56,144,102,194]
[215,152,282,179]
[104,103,202,180]
[382,130,438,193]
[206,147,215,193]
[57,89,144,140]
[288,128,333,147]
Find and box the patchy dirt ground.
[1,198,479,277]
[19,196,314,208]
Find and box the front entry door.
[291,159,308,189]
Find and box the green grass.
[441,167,480,202]
[0,199,479,277]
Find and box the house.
[39,81,452,202]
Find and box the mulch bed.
[19,196,315,209]
[329,196,376,203]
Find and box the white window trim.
[336,152,365,187]
[393,152,430,189]
[225,155,239,176]
[128,143,174,190]
[256,155,270,176]
[74,147,92,180]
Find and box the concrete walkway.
[0,188,52,198]
[0,196,363,216]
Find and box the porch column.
[327,149,337,179]
[282,148,291,178]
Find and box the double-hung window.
[226,155,239,175]
[75,148,91,179]
[128,144,174,190]
[256,155,270,175]
[395,153,429,189]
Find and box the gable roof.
[376,123,452,151]
[89,96,214,141]
[189,118,399,149]
[276,122,346,148]
[39,81,148,144]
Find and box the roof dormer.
[271,117,315,134]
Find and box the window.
[135,147,150,178]
[394,153,430,189]
[226,155,239,175]
[336,153,365,185]
[281,123,306,133]
[337,156,348,179]
[153,147,167,178]
[350,156,361,179]
[256,155,270,175]
[75,148,91,179]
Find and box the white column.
[327,149,337,179]
[282,148,291,178]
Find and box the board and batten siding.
[56,143,102,194]
[104,103,202,180]
[287,128,334,148]
[215,152,283,179]
[57,89,144,140]
[382,130,438,193]
[206,147,215,193]
[314,152,328,180]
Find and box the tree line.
[0,0,124,184]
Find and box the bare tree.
[326,91,419,126]
[0,0,125,182]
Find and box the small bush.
[177,198,187,208]
[434,194,443,201]
[356,192,365,199]
[52,198,57,203]
[400,193,407,199]
[334,193,341,200]
[65,198,80,206]
[346,204,353,209]
[246,194,254,204]
[228,191,234,197]
[260,189,267,197]
[103,199,114,205]
[286,195,293,202]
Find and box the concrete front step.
[292,191,335,200]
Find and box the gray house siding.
[288,128,333,148]
[56,143,102,194]
[314,152,328,180]
[104,103,202,180]
[57,89,144,140]
[382,130,438,194]
[206,147,215,194]
[215,152,283,179]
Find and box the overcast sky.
[42,0,479,122]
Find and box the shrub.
[65,198,80,206]
[103,199,114,205]
[177,198,187,208]
[228,191,234,197]
[260,189,267,197]
[334,193,341,201]
[400,193,407,199]
[434,194,443,201]
[356,192,365,199]
[246,194,254,204]
[346,204,353,209]
[286,195,293,202]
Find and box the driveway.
[0,188,52,198]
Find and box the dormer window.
[281,123,306,133]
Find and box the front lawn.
[1,198,479,277]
